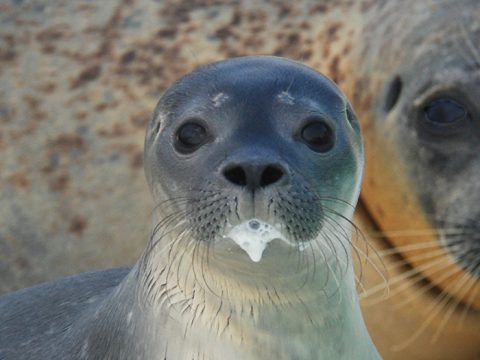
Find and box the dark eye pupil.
[424,99,466,124]
[301,122,334,153]
[176,122,207,153]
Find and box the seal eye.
[423,98,467,125]
[417,97,472,140]
[300,121,334,153]
[175,122,209,153]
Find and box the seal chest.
[0,56,380,360]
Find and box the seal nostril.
[260,165,284,187]
[224,166,247,186]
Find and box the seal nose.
[223,163,286,189]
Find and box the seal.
[357,1,480,309]
[0,56,379,359]
[352,1,480,355]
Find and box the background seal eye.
[174,121,210,154]
[300,120,335,153]
[424,98,467,125]
[418,97,471,138]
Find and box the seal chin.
[224,218,294,262]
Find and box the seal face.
[0,56,378,360]
[362,3,480,287]
[144,56,363,264]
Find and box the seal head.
[359,2,480,311]
[144,56,363,266]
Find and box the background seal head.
[358,0,480,311]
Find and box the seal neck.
[124,231,380,359]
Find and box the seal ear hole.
[154,122,161,135]
[346,106,359,130]
[384,76,402,113]
[346,108,354,124]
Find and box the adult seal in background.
[352,1,480,357]
[0,56,378,359]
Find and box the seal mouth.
[186,180,325,261]
[224,218,310,262]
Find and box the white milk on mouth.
[225,219,291,262]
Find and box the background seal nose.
[222,162,286,190]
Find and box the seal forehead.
[180,57,344,101]
[155,57,346,124]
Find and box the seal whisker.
[323,215,367,291]
[375,241,441,256]
[309,233,332,292]
[458,263,480,327]
[360,255,449,302]
[163,230,199,308]
[190,240,207,301]
[322,217,350,280]
[351,222,375,292]
[365,229,475,239]
[323,209,388,294]
[320,221,370,297]
[314,195,356,209]
[152,196,190,210]
[327,258,344,303]
[433,266,479,342]
[311,229,347,297]
[149,226,191,305]
[384,248,447,271]
[150,205,190,239]
[323,205,385,265]
[324,228,343,276]
[306,231,320,288]
[315,238,343,299]
[174,230,199,297]
[335,253,368,296]
[147,216,190,265]
[200,236,217,296]
[393,262,462,310]
[140,210,192,275]
[145,209,193,261]
[195,234,222,299]
[458,22,480,68]
[391,265,465,351]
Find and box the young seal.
[0,56,380,359]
